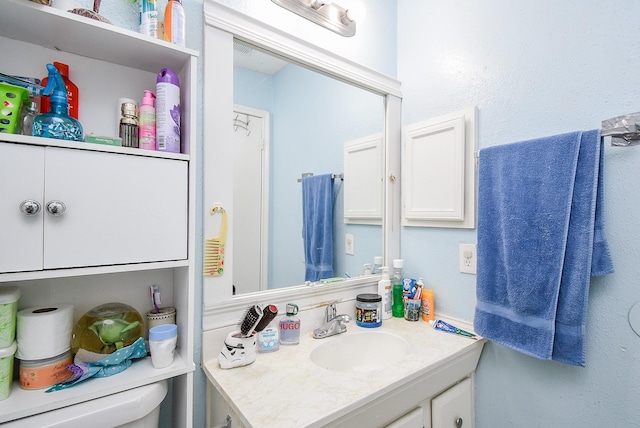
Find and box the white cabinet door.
[0,143,45,273]
[344,134,383,225]
[44,148,188,269]
[385,407,424,428]
[431,377,473,428]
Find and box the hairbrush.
[253,304,278,333]
[239,305,263,337]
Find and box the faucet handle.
[325,302,337,322]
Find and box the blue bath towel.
[302,174,334,281]
[474,130,613,367]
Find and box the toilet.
[4,380,168,427]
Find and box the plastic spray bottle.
[164,0,186,47]
[138,90,156,150]
[33,64,83,142]
[40,62,78,120]
[378,267,392,320]
[156,68,180,153]
[391,259,404,318]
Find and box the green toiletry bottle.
[391,259,404,317]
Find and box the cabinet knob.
[455,417,463,428]
[46,200,66,216]
[20,199,42,216]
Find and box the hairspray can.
[155,68,180,153]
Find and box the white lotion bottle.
[378,267,392,319]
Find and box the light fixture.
[271,0,356,37]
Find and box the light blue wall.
[398,1,640,426]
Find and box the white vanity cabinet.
[0,1,197,426]
[431,377,473,428]
[1,143,187,273]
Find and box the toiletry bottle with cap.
[33,63,83,141]
[156,68,181,153]
[391,259,404,318]
[373,256,383,274]
[119,102,139,148]
[139,0,158,38]
[138,90,156,150]
[21,101,38,136]
[378,267,392,319]
[40,62,78,120]
[279,303,300,345]
[164,0,186,47]
[421,281,435,322]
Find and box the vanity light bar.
[271,0,356,37]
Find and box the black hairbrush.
[254,304,278,333]
[240,304,263,337]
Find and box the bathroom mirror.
[203,1,401,307]
[232,40,385,295]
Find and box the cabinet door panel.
[432,377,473,428]
[0,143,45,273]
[44,148,187,269]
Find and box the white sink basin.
[310,331,410,372]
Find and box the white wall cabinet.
[344,134,383,225]
[0,1,197,426]
[402,107,477,229]
[1,143,187,273]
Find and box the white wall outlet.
[345,233,355,255]
[459,243,477,274]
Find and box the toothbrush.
[150,285,161,313]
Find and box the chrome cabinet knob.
[456,417,463,428]
[20,199,41,216]
[46,200,66,216]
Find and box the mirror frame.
[202,0,401,327]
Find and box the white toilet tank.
[5,380,168,428]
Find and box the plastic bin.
[0,83,29,134]
[0,342,16,401]
[0,287,20,348]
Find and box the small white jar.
[149,324,177,369]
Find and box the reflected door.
[233,107,269,294]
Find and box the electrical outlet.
[345,233,355,255]
[459,243,477,274]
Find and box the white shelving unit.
[0,1,197,426]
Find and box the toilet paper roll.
[16,305,73,361]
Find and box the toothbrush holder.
[218,331,257,369]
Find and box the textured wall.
[398,1,640,426]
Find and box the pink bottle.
[139,90,156,150]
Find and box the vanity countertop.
[203,317,485,428]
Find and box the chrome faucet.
[313,302,351,339]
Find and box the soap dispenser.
[32,64,83,142]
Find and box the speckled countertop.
[203,317,485,428]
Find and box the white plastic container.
[0,287,20,349]
[377,267,392,319]
[149,323,177,369]
[0,341,16,401]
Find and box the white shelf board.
[0,134,190,161]
[0,352,195,423]
[0,0,198,75]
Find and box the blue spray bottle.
[32,64,83,141]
